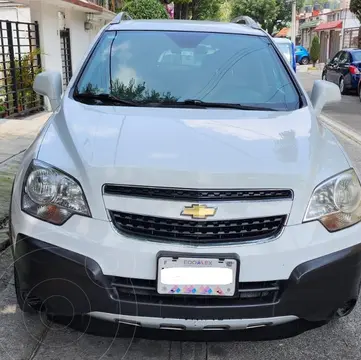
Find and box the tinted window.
[339,51,350,64]
[332,51,342,63]
[75,31,300,111]
[351,51,361,62]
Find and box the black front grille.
[110,277,283,306]
[104,185,293,202]
[110,212,287,244]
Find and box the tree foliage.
[122,0,168,19]
[173,0,223,20]
[310,35,320,66]
[231,0,304,34]
[231,0,279,31]
[350,0,361,49]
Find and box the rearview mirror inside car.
[33,71,62,112]
[310,80,341,116]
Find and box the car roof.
[343,48,361,52]
[107,20,266,36]
[273,37,292,44]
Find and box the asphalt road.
[1,74,361,360]
[297,71,361,134]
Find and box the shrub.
[122,0,169,19]
[310,35,320,67]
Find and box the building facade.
[3,0,115,88]
[298,3,360,64]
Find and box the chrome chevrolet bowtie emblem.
[181,204,217,219]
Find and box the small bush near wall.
[121,0,169,19]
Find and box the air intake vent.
[110,212,287,244]
[110,277,284,306]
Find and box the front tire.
[301,57,309,65]
[322,72,327,81]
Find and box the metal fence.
[343,27,359,49]
[0,20,43,119]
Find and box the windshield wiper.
[74,93,140,107]
[181,99,278,111]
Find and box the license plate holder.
[156,252,240,297]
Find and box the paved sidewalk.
[0,112,50,222]
[0,112,50,165]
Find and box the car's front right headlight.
[303,169,361,232]
[21,160,91,225]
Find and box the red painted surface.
[314,20,343,31]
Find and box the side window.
[339,52,350,64]
[331,51,342,64]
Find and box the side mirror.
[33,71,62,111]
[310,80,341,116]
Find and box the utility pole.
[291,0,297,44]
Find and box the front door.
[337,51,351,88]
[326,51,342,83]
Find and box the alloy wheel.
[301,57,309,65]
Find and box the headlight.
[22,160,91,225]
[303,169,361,232]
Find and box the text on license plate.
[157,256,238,297]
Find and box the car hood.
[37,99,350,224]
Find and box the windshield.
[352,51,361,62]
[275,43,292,63]
[74,31,300,111]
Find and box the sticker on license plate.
[157,256,238,297]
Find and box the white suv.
[10,14,361,335]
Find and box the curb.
[319,114,361,146]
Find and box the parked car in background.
[273,37,297,72]
[295,45,310,65]
[322,49,361,95]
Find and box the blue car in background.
[273,38,297,72]
[322,48,361,95]
[295,45,310,65]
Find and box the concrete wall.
[344,10,360,29]
[29,1,104,79]
[0,6,30,22]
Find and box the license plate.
[157,255,238,297]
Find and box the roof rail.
[110,12,132,25]
[231,16,261,30]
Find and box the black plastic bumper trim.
[13,234,361,322]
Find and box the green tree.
[269,0,305,34]
[174,0,223,20]
[231,0,279,32]
[232,0,304,34]
[192,0,222,20]
[122,0,168,19]
[310,35,320,66]
[350,0,361,49]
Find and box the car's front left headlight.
[21,160,91,225]
[303,169,361,232]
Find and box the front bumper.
[14,235,361,327]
